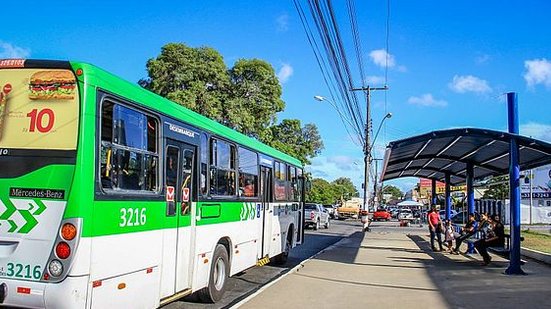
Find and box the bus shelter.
[381,127,551,274]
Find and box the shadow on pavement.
[407,234,551,309]
[169,232,345,309]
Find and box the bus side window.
[238,147,258,197]
[99,100,159,192]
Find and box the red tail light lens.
[55,242,71,259]
[310,211,315,219]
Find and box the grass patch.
[521,229,551,254]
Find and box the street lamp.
[313,95,357,129]
[368,112,392,156]
[369,112,393,209]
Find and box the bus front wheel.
[198,244,229,303]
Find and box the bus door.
[161,140,196,297]
[260,166,273,258]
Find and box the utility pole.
[372,158,384,209]
[351,86,388,212]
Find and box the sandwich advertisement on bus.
[0,68,79,151]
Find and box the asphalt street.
[163,219,363,309]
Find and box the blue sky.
[3,1,551,193]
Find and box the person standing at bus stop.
[428,205,443,251]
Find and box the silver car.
[305,203,330,230]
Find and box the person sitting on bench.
[452,213,478,254]
[474,214,505,265]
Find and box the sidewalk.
[238,227,551,309]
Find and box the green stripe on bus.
[81,201,256,236]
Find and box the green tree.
[139,43,229,120]
[140,43,323,165]
[266,119,323,165]
[382,185,403,200]
[227,59,285,138]
[332,177,359,199]
[307,178,335,204]
[482,176,509,200]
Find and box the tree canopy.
[140,43,323,165]
[306,177,359,204]
[382,185,403,200]
[482,176,509,200]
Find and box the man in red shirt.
[428,205,443,251]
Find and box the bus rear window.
[0,68,79,150]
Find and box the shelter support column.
[506,92,525,275]
[444,174,451,221]
[466,162,475,254]
[431,179,437,206]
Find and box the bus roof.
[71,61,303,167]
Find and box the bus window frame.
[237,145,260,200]
[208,136,239,200]
[94,91,163,201]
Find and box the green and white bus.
[0,59,305,308]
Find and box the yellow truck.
[336,197,362,219]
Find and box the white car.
[398,209,414,220]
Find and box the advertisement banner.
[419,178,465,198]
[0,68,79,150]
[521,165,551,199]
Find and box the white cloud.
[449,75,492,94]
[407,93,447,107]
[365,75,385,85]
[327,155,359,171]
[276,14,289,32]
[0,41,30,58]
[369,49,395,68]
[306,155,363,189]
[475,54,490,64]
[520,122,551,142]
[523,58,551,89]
[277,63,293,83]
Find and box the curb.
[521,247,551,265]
[231,232,362,308]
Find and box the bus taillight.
[61,223,77,241]
[55,242,71,259]
[43,218,82,282]
[310,211,315,220]
[48,260,63,277]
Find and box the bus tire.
[274,228,293,265]
[198,244,229,303]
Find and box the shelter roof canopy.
[381,128,551,185]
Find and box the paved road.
[164,219,362,309]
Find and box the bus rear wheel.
[198,244,229,303]
[274,229,293,265]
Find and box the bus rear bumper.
[0,275,89,309]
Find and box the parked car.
[389,208,399,218]
[439,209,458,220]
[398,209,414,220]
[323,204,337,219]
[450,211,467,225]
[372,208,391,221]
[304,203,330,230]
